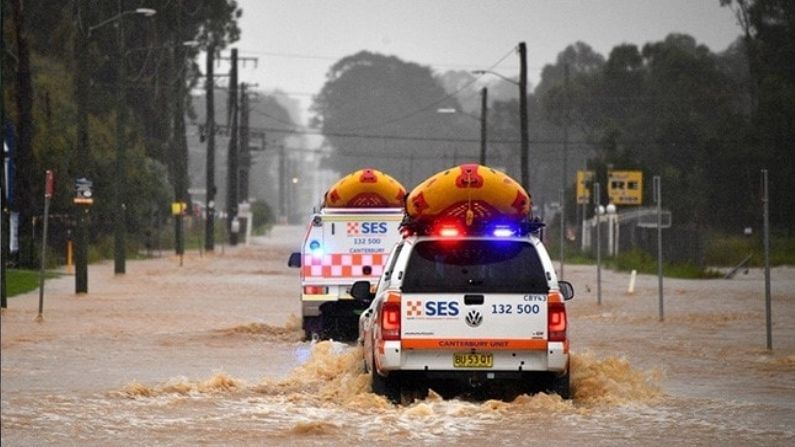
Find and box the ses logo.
[406,300,460,318]
[347,222,388,236]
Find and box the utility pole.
[204,39,216,252]
[74,1,89,292]
[113,0,127,274]
[519,42,529,192]
[0,0,6,308]
[480,87,487,165]
[1,0,7,308]
[226,49,239,246]
[173,7,187,258]
[239,83,250,202]
[560,63,570,279]
[278,145,286,222]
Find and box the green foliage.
[704,232,795,267]
[609,248,721,279]
[2,0,242,267]
[526,28,795,239]
[250,201,275,234]
[312,51,473,186]
[5,269,59,297]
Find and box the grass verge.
[5,269,60,297]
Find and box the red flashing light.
[381,301,401,340]
[437,225,461,237]
[548,302,567,342]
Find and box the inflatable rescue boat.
[405,164,532,229]
[322,168,407,208]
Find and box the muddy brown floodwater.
[2,225,794,446]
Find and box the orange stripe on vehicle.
[401,338,548,351]
[385,292,401,303]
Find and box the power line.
[263,144,586,162]
[252,124,594,146]
[252,124,766,147]
[237,48,544,72]
[319,46,518,133]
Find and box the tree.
[721,0,795,234]
[8,0,36,266]
[312,51,473,187]
[1,0,242,265]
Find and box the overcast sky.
[229,0,742,124]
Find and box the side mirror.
[350,280,374,302]
[558,281,574,301]
[287,252,302,268]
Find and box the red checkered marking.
[346,222,360,235]
[303,253,385,278]
[406,300,423,317]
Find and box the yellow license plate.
[453,352,493,368]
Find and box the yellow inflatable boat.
[323,168,407,208]
[406,164,531,225]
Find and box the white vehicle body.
[291,207,404,340]
[356,229,573,402]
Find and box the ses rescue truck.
[352,164,574,403]
[288,169,407,341]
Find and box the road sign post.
[595,182,602,306]
[36,170,54,321]
[654,175,664,322]
[74,178,93,294]
[761,169,772,350]
[171,202,186,266]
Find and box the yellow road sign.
[576,170,594,204]
[171,202,187,215]
[608,170,643,205]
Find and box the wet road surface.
[2,225,793,446]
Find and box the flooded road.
[2,225,793,446]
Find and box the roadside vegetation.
[5,269,60,298]
[550,232,795,279]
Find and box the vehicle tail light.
[303,285,328,295]
[380,301,401,340]
[548,302,567,342]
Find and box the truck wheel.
[399,383,428,405]
[371,369,401,404]
[546,371,570,399]
[302,316,323,341]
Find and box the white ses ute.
[352,220,574,404]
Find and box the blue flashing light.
[309,240,323,256]
[492,226,516,237]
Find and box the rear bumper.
[376,340,568,373]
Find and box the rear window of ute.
[402,240,549,294]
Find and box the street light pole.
[204,39,216,252]
[113,0,128,274]
[519,42,529,192]
[560,63,570,278]
[79,4,155,280]
[226,49,239,245]
[73,0,90,292]
[480,87,487,165]
[472,44,528,189]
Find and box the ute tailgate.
[400,292,548,350]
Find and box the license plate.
[453,352,493,368]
